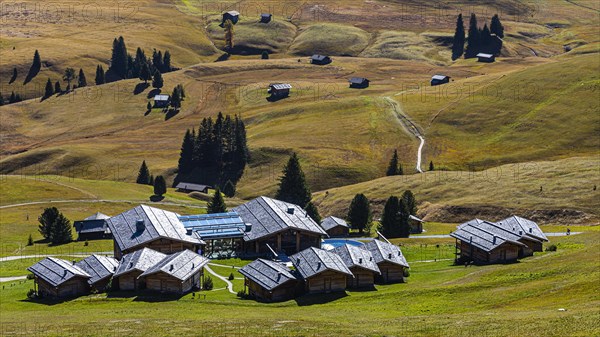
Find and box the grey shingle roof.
[74,219,110,234]
[450,220,526,253]
[496,216,548,242]
[84,212,110,221]
[320,216,349,231]
[290,247,353,279]
[27,257,90,287]
[477,53,494,58]
[175,182,210,192]
[349,77,369,84]
[311,54,329,61]
[239,258,298,291]
[364,239,409,268]
[75,255,119,285]
[270,83,292,90]
[139,250,209,281]
[333,244,380,274]
[431,75,449,81]
[233,196,327,242]
[114,248,167,277]
[106,205,203,252]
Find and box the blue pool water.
[322,238,365,250]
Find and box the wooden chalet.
[28,257,91,298]
[138,250,209,294]
[320,216,349,237]
[476,53,495,63]
[291,247,353,294]
[73,212,112,241]
[267,83,291,99]
[233,196,327,256]
[495,216,548,257]
[260,13,272,23]
[310,54,332,65]
[113,248,166,291]
[430,75,450,86]
[239,258,300,302]
[153,94,170,108]
[332,244,380,288]
[451,219,527,264]
[221,10,239,25]
[408,215,424,234]
[348,77,370,89]
[175,182,211,194]
[364,239,409,284]
[74,254,119,292]
[106,205,205,260]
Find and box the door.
[324,277,332,292]
[161,280,167,292]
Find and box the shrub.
[26,273,35,280]
[26,289,36,299]
[27,234,33,246]
[403,269,410,277]
[203,276,213,290]
[545,244,557,252]
[237,289,246,298]
[84,240,89,246]
[228,272,234,281]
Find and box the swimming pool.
[321,238,365,250]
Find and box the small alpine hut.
[268,83,291,99]
[138,249,209,294]
[153,94,170,108]
[175,182,211,194]
[320,216,349,237]
[221,10,240,25]
[332,244,380,288]
[239,258,300,302]
[73,212,112,241]
[348,77,370,89]
[113,248,166,291]
[430,75,450,86]
[476,53,495,63]
[408,215,425,234]
[74,254,119,292]
[291,247,353,294]
[106,205,205,260]
[495,216,548,257]
[28,257,91,298]
[364,239,409,283]
[260,13,272,23]
[310,54,332,65]
[451,219,526,264]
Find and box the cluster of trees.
[42,68,88,99]
[109,36,175,81]
[386,149,404,176]
[0,92,23,105]
[378,191,418,238]
[175,113,248,194]
[452,13,504,60]
[38,207,72,245]
[275,152,321,223]
[170,84,185,110]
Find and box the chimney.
[245,223,252,232]
[287,207,295,215]
[136,219,145,232]
[317,262,321,269]
[519,230,523,235]
[529,228,533,233]
[493,236,497,244]
[370,257,373,261]
[388,253,392,259]
[296,258,300,265]
[358,258,363,264]
[170,264,174,271]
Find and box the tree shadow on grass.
[294,291,347,306]
[165,108,179,121]
[149,195,164,202]
[133,292,185,302]
[147,88,161,99]
[133,82,150,95]
[266,95,289,102]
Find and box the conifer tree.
[153,175,167,196]
[152,70,163,89]
[398,198,411,238]
[398,163,404,175]
[110,36,128,78]
[275,152,311,207]
[38,207,59,240]
[10,67,17,83]
[63,67,76,90]
[223,180,236,197]
[0,92,4,106]
[163,50,172,72]
[149,174,154,186]
[50,212,73,245]
[140,63,151,83]
[25,50,41,82]
[54,81,62,94]
[429,161,434,171]
[261,51,269,59]
[95,65,105,85]
[379,196,400,237]
[305,201,321,223]
[465,13,480,58]
[152,49,163,72]
[452,13,465,60]
[480,23,492,52]
[170,85,181,109]
[490,14,504,38]
[44,78,54,99]
[77,68,87,87]
[9,92,16,103]
[136,160,151,185]
[401,190,417,216]
[347,193,371,234]
[207,188,227,213]
[386,149,399,176]
[177,129,195,176]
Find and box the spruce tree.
[305,201,321,223]
[152,49,163,72]
[379,196,400,237]
[136,161,151,184]
[44,78,53,99]
[78,68,87,87]
[452,14,465,60]
[149,174,154,186]
[429,161,434,171]
[110,36,128,78]
[54,81,62,94]
[9,92,16,103]
[25,49,41,82]
[95,65,106,85]
[163,50,171,72]
[398,163,403,175]
[152,70,163,89]
[490,14,504,38]
[153,175,167,196]
[140,63,151,83]
[170,85,181,109]
[0,92,4,106]
[50,212,72,245]
[398,199,411,238]
[261,51,269,59]
[465,13,480,58]
[401,190,417,216]
[207,188,227,213]
[177,129,195,177]
[63,67,76,90]
[223,180,236,197]
[480,23,492,52]
[275,152,311,207]
[347,193,371,234]
[38,207,59,240]
[386,149,399,176]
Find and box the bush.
[228,272,234,281]
[545,244,557,252]
[403,269,410,277]
[84,240,89,246]
[26,273,35,280]
[237,289,246,298]
[203,276,213,290]
[26,289,36,299]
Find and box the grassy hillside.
[288,23,371,56]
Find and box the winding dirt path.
[204,265,236,294]
[384,97,425,173]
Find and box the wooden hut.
[267,83,291,99]
[113,248,166,291]
[291,247,353,294]
[28,257,91,298]
[495,215,548,257]
[260,13,272,23]
[310,54,332,65]
[408,215,424,234]
[320,216,349,237]
[348,77,370,89]
[138,250,209,294]
[233,196,327,256]
[451,219,526,264]
[73,212,112,241]
[106,205,205,260]
[175,182,210,194]
[364,239,409,284]
[332,244,380,288]
[222,11,239,25]
[476,53,495,63]
[239,258,300,302]
[153,94,170,108]
[75,254,119,292]
[430,75,450,86]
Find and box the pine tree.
[149,174,154,186]
[0,92,4,106]
[398,199,411,238]
[275,152,311,207]
[25,50,41,82]
[77,68,87,87]
[50,212,72,245]
[153,175,167,196]
[152,49,163,73]
[429,161,434,171]
[452,14,465,60]
[9,92,16,103]
[261,51,269,59]
[465,13,480,58]
[54,81,62,94]
[140,63,151,83]
[480,23,492,52]
[386,149,399,176]
[63,67,76,90]
[379,196,400,237]
[136,161,151,184]
[224,19,235,50]
[398,163,404,175]
[44,78,53,99]
[177,129,195,176]
[163,50,171,72]
[401,190,417,216]
[305,201,321,223]
[347,193,371,234]
[110,36,128,78]
[223,180,236,197]
[490,14,504,38]
[133,47,146,78]
[207,188,227,213]
[152,70,163,89]
[38,207,59,240]
[170,85,181,109]
[95,65,106,85]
